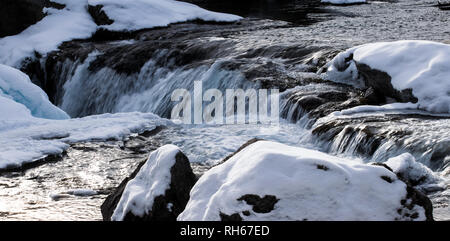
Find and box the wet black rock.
[371,163,434,221]
[238,194,279,213]
[0,152,66,175]
[220,212,243,221]
[88,4,114,26]
[280,82,369,122]
[437,2,450,10]
[220,194,282,220]
[101,151,197,221]
[356,63,418,104]
[0,0,64,38]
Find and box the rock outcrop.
[311,113,450,171]
[178,139,434,221]
[356,62,418,104]
[101,145,197,221]
[280,82,368,123]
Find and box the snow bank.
[321,0,366,4]
[0,64,169,169]
[325,40,450,113]
[0,93,33,120]
[0,0,241,67]
[0,64,69,119]
[178,141,427,221]
[111,145,180,221]
[89,0,242,31]
[0,112,169,169]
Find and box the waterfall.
[55,51,259,118]
[37,41,449,173]
[309,116,450,171]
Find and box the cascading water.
[13,9,446,220]
[46,39,449,173]
[58,51,262,118]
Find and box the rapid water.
[1,0,448,220]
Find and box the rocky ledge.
[311,113,450,172]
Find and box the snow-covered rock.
[386,153,445,192]
[102,145,197,221]
[0,0,241,67]
[0,1,97,67]
[88,0,242,32]
[321,0,366,5]
[0,64,69,120]
[325,40,450,114]
[178,140,433,221]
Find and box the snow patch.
[89,0,242,31]
[111,145,180,221]
[178,141,426,221]
[325,40,450,113]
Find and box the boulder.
[178,139,434,221]
[101,144,197,221]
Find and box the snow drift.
[178,140,430,221]
[0,64,69,120]
[325,40,450,114]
